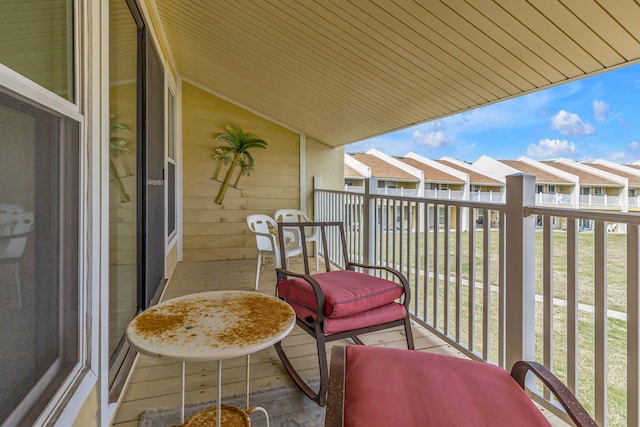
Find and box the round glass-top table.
[127,290,296,426]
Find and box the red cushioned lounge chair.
[325,345,597,427]
[275,221,414,406]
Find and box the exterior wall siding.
[181,82,300,261]
[305,137,344,217]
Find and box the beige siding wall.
[305,137,344,218]
[70,386,98,427]
[166,242,178,279]
[182,82,300,261]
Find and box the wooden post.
[505,174,536,369]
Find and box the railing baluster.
[414,202,421,317]
[424,203,430,322]
[456,206,462,343]
[386,200,391,279]
[434,203,440,329]
[392,200,397,272]
[543,215,553,399]
[594,220,607,425]
[444,205,451,336]
[482,209,490,360]
[567,217,578,394]
[407,201,413,299]
[498,210,506,367]
[469,207,476,352]
[399,200,405,277]
[628,224,640,427]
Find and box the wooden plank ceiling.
[153,0,640,147]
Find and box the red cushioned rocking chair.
[274,221,415,406]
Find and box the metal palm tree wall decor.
[109,119,132,203]
[212,123,268,205]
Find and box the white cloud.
[610,151,626,161]
[630,142,640,151]
[413,130,449,148]
[593,100,609,121]
[550,110,595,137]
[526,138,578,159]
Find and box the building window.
[594,187,603,195]
[581,187,591,195]
[0,88,80,426]
[536,185,544,193]
[167,89,176,238]
[547,185,556,194]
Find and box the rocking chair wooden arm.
[346,261,411,308]
[510,361,597,427]
[276,268,326,325]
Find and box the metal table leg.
[181,361,186,424]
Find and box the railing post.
[363,177,377,266]
[314,176,321,221]
[505,174,537,369]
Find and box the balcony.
[579,194,622,208]
[108,172,640,426]
[113,257,574,427]
[536,192,574,206]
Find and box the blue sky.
[347,63,640,164]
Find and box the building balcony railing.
[579,194,622,208]
[535,192,573,205]
[377,187,419,197]
[316,176,640,426]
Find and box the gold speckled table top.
[126,290,296,362]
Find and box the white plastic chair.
[0,211,34,307]
[0,204,24,229]
[246,214,303,290]
[275,209,320,270]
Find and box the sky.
[346,63,640,164]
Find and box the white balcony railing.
[316,176,640,427]
[535,192,573,205]
[469,190,505,202]
[424,189,465,200]
[376,187,419,197]
[579,193,622,207]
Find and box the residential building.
[542,158,628,213]
[587,159,640,211]
[347,152,421,197]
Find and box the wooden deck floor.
[111,258,567,426]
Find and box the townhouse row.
[345,149,640,231]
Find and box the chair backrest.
[0,204,25,232]
[1,211,34,259]
[275,209,318,241]
[274,209,310,223]
[246,214,277,252]
[277,221,349,274]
